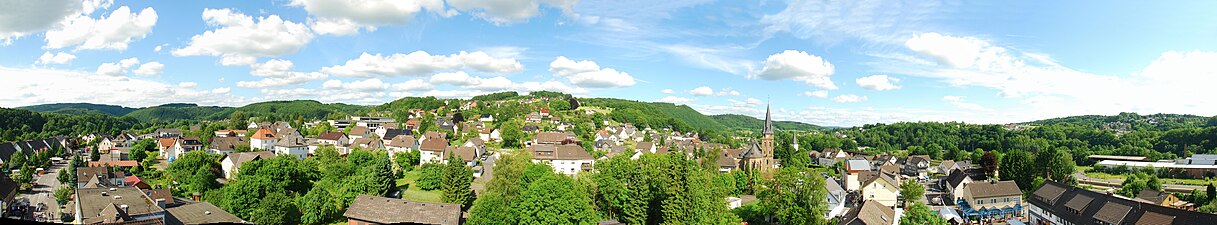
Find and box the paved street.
[29,162,65,223]
[472,150,499,194]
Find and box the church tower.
[759,103,775,169]
[791,132,799,152]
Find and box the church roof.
[762,103,774,135]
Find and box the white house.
[826,177,848,219]
[220,151,275,180]
[479,128,501,142]
[859,173,901,207]
[418,137,449,163]
[315,132,348,146]
[272,136,308,160]
[529,144,594,176]
[249,128,277,150]
[168,137,203,162]
[385,135,417,159]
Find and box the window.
[1005,197,1010,202]
[977,200,983,205]
[991,199,997,204]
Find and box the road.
[30,162,65,223]
[471,150,499,194]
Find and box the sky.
[2,0,1217,127]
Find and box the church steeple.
[762,102,774,135]
[792,132,799,151]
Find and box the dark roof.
[209,136,248,151]
[221,151,276,174]
[165,202,246,225]
[0,174,16,203]
[316,132,346,141]
[77,187,164,223]
[382,129,405,140]
[1137,189,1173,204]
[945,169,970,188]
[343,195,460,225]
[1028,180,1217,225]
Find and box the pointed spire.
[762,101,774,135]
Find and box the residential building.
[959,180,1023,221]
[479,128,500,142]
[154,128,183,138]
[249,128,277,150]
[0,175,16,216]
[385,135,417,159]
[220,151,276,180]
[273,135,309,159]
[165,202,246,225]
[74,186,166,224]
[943,168,973,203]
[448,146,478,167]
[478,114,493,122]
[1028,180,1217,225]
[858,172,901,207]
[529,144,595,175]
[209,136,248,155]
[352,116,395,129]
[1136,189,1193,210]
[317,132,349,146]
[838,200,899,225]
[826,177,847,219]
[349,126,371,140]
[77,166,125,188]
[843,159,874,191]
[350,138,385,152]
[343,195,460,225]
[419,137,449,163]
[167,137,204,162]
[901,155,931,177]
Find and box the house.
[165,202,246,225]
[1028,180,1217,225]
[943,168,973,203]
[77,166,126,188]
[125,175,151,189]
[316,132,349,146]
[89,161,139,170]
[960,180,1022,221]
[220,151,276,180]
[938,160,966,175]
[838,200,898,225]
[273,136,309,159]
[168,137,204,162]
[717,149,740,173]
[902,155,931,177]
[533,131,574,146]
[479,128,500,142]
[74,186,166,224]
[329,120,353,130]
[343,195,460,225]
[350,138,385,152]
[386,135,417,159]
[525,112,542,123]
[98,136,119,152]
[462,138,486,156]
[349,126,371,140]
[1136,189,1193,210]
[0,175,17,216]
[154,128,183,138]
[249,128,277,150]
[634,141,656,154]
[521,125,539,132]
[157,138,176,158]
[447,146,478,167]
[825,177,847,219]
[209,136,248,155]
[858,171,901,207]
[377,128,408,142]
[352,116,395,129]
[843,159,874,191]
[419,137,449,163]
[214,130,246,138]
[528,144,595,175]
[405,119,421,131]
[248,121,292,133]
[478,114,494,122]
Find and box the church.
[738,103,780,171]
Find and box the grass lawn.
[395,170,443,203]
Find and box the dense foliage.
[17,103,138,116]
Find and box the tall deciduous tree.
[514,174,597,225]
[999,150,1036,190]
[250,192,300,225]
[297,186,339,225]
[758,167,828,225]
[901,202,950,225]
[900,179,925,207]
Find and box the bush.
[416,164,444,191]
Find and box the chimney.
[101,191,108,196]
[156,198,166,209]
[192,192,201,202]
[120,205,129,212]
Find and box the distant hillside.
[228,100,369,120]
[124,103,231,122]
[710,114,823,131]
[580,98,822,133]
[1020,112,1212,132]
[18,103,138,116]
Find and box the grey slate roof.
[343,195,460,225]
[165,202,246,225]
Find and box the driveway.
[30,163,65,223]
[472,150,498,194]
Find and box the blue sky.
[2,0,1217,127]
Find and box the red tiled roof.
[251,128,276,140]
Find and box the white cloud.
[656,96,694,105]
[942,95,989,111]
[0,66,248,107]
[289,0,447,35]
[392,79,433,92]
[0,0,78,44]
[548,56,636,88]
[662,44,756,75]
[906,33,1001,68]
[172,8,313,66]
[660,89,674,94]
[760,0,943,44]
[37,51,76,64]
[45,5,158,50]
[322,51,524,77]
[95,57,139,76]
[801,90,828,98]
[321,78,390,91]
[855,74,901,91]
[750,50,837,90]
[516,80,587,94]
[132,61,164,76]
[178,82,197,88]
[715,88,742,96]
[237,59,327,88]
[447,0,577,24]
[688,86,713,96]
[832,94,867,103]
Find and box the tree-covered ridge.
[710,114,823,131]
[0,107,142,142]
[18,103,139,116]
[124,104,231,122]
[224,100,369,121]
[1021,112,1212,132]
